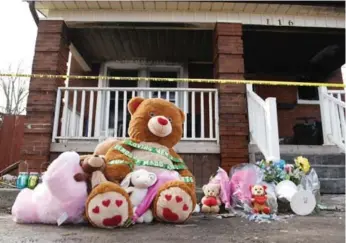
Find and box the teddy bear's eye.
[168,117,173,123]
[149,112,155,117]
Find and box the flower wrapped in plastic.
[229,163,264,211]
[256,156,312,186]
[294,156,311,174]
[284,156,312,185]
[209,167,232,209]
[255,159,287,184]
[299,168,321,206]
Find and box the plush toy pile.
[199,156,321,222]
[12,97,196,228]
[11,97,321,228]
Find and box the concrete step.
[280,154,345,166]
[280,153,345,194]
[319,178,345,194]
[313,165,345,179]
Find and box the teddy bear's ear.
[202,185,207,192]
[262,185,267,191]
[178,108,186,122]
[249,185,253,191]
[128,97,145,115]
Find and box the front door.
[96,63,188,139]
[108,69,138,137]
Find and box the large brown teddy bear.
[81,97,197,228]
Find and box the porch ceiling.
[243,26,345,79]
[31,1,345,17]
[68,27,213,64]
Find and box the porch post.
[20,20,70,172]
[213,23,249,173]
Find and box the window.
[96,61,189,137]
[297,87,320,104]
[149,71,178,103]
[108,69,138,134]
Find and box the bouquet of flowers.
[255,156,311,185]
[255,159,287,184]
[284,156,311,185]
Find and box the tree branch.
[0,64,29,115]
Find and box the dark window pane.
[298,87,319,100]
[108,69,138,88]
[107,69,138,134]
[149,71,177,100]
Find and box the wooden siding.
[33,1,345,19]
[0,115,25,172]
[69,28,213,64]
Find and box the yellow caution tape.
[0,73,345,88]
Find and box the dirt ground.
[0,210,344,243]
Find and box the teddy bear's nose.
[157,117,168,126]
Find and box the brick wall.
[256,68,344,138]
[213,23,249,173]
[20,20,69,172]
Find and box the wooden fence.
[0,115,25,173]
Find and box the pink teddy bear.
[12,151,88,225]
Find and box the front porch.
[22,18,345,189]
[51,86,220,154]
[21,20,240,187]
[49,22,220,155]
[243,25,345,160]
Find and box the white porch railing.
[246,84,280,161]
[52,87,219,143]
[318,87,345,151]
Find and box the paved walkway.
[0,211,344,243]
[0,195,344,243]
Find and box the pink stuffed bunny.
[12,151,88,225]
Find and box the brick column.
[213,23,249,173]
[20,20,69,172]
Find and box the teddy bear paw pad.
[156,187,193,223]
[87,191,130,228]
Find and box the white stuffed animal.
[120,169,157,223]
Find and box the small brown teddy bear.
[78,137,122,193]
[249,185,271,214]
[201,183,221,214]
[80,97,196,228]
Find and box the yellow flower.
[294,156,311,174]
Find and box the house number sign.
[266,18,294,26]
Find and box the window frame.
[95,61,189,137]
[296,87,320,105]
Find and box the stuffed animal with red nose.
[249,184,271,214]
[81,97,196,228]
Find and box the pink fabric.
[230,169,258,205]
[132,171,180,222]
[11,151,88,225]
[209,167,232,208]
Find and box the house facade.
[22,1,345,189]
